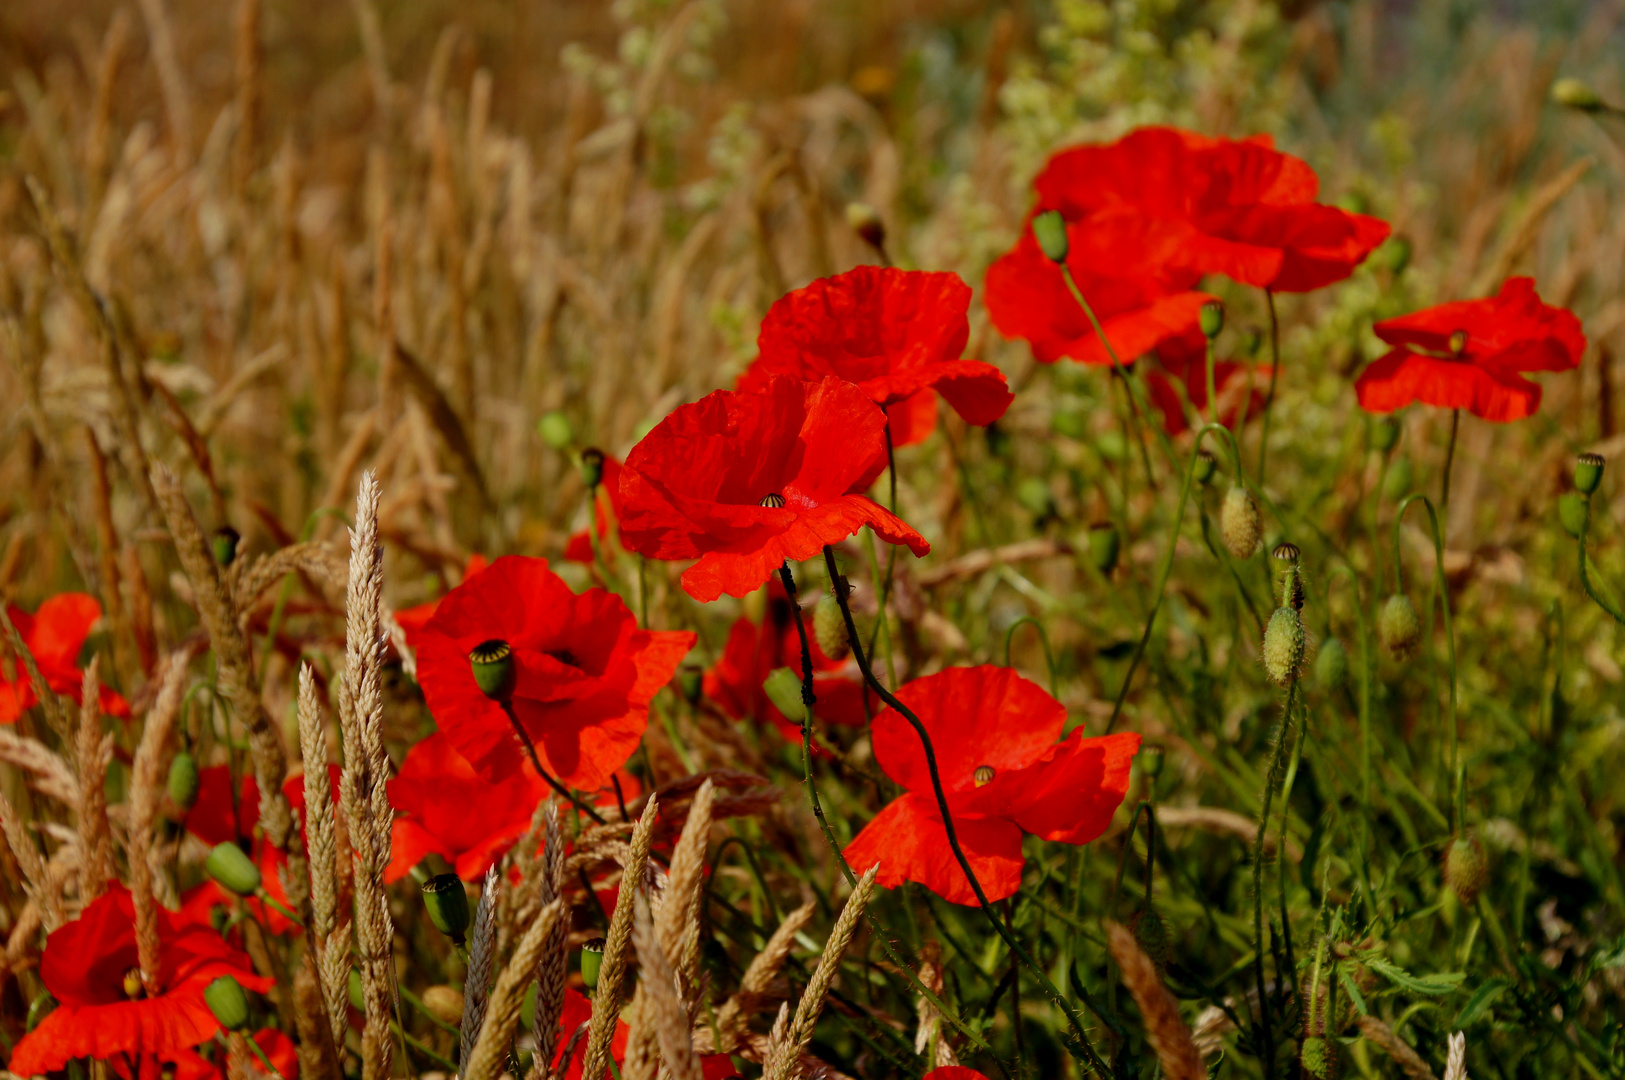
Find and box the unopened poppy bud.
[468,639,517,702]
[422,874,471,944]
[1379,235,1412,275]
[973,765,995,787]
[347,969,365,1012]
[1372,416,1401,454]
[1220,485,1262,559]
[1299,1035,1342,1080]
[1199,300,1225,339]
[212,526,240,567]
[579,447,606,489]
[123,967,146,1000]
[813,595,849,660]
[677,664,703,705]
[844,202,886,250]
[204,975,251,1032]
[1315,637,1348,690]
[762,667,805,717]
[1129,907,1171,970]
[1241,325,1264,358]
[205,841,262,896]
[1139,744,1165,779]
[1088,523,1120,574]
[1551,77,1604,111]
[1445,833,1488,905]
[167,752,200,814]
[1193,450,1217,485]
[537,410,574,450]
[25,990,55,1032]
[421,985,465,1026]
[1575,452,1605,495]
[581,938,606,990]
[1032,210,1069,264]
[1558,491,1589,538]
[1378,594,1422,661]
[1263,606,1307,686]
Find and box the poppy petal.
[1002,730,1141,843]
[844,792,1025,905]
[1355,349,1543,423]
[883,389,939,448]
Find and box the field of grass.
[1,1,1624,1078]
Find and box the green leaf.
[1454,978,1512,1027]
[1366,958,1465,996]
[1337,967,1369,1016]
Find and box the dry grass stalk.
[338,470,394,1080]
[528,802,569,1080]
[912,942,957,1069]
[297,664,346,1043]
[75,660,115,903]
[1105,919,1204,1080]
[0,781,54,930]
[632,891,703,1080]
[293,949,345,1080]
[0,603,66,739]
[85,427,132,682]
[461,864,501,1068]
[1355,1014,1437,1080]
[0,728,79,807]
[129,651,188,993]
[463,897,567,1080]
[1444,1032,1467,1080]
[714,899,815,1053]
[134,0,194,163]
[579,793,659,1080]
[764,864,879,1080]
[658,778,714,993]
[233,0,261,190]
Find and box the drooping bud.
[1575,452,1605,495]
[1378,594,1422,661]
[1559,492,1590,538]
[422,874,471,944]
[1551,77,1604,111]
[1129,907,1171,970]
[579,447,606,489]
[1263,606,1307,687]
[211,526,240,567]
[762,667,805,718]
[1199,300,1225,339]
[813,595,849,660]
[1032,210,1069,264]
[167,752,201,814]
[1445,833,1488,905]
[205,841,262,896]
[422,985,465,1026]
[537,410,574,450]
[1372,416,1401,454]
[468,639,517,702]
[1220,485,1263,559]
[973,765,995,787]
[25,991,56,1032]
[581,938,606,991]
[204,975,251,1032]
[677,664,703,705]
[844,202,886,251]
[1192,450,1217,485]
[1315,637,1348,690]
[1299,1036,1343,1080]
[123,967,146,1000]
[1088,523,1120,575]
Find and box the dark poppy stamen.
[759,493,786,509]
[974,765,995,787]
[1448,329,1468,356]
[122,967,145,1000]
[468,639,517,702]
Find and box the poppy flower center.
[974,765,996,787]
[545,648,579,668]
[759,493,786,509]
[122,967,146,1000]
[1448,329,1468,356]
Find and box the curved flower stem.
[1056,262,1157,490]
[1371,442,1394,596]
[823,545,1113,1077]
[1576,498,1625,625]
[1003,616,1057,696]
[885,418,898,516]
[1105,423,1245,735]
[1392,494,1459,831]
[1251,677,1299,1080]
[1256,289,1281,482]
[497,700,607,826]
[1205,336,1221,430]
[1439,408,1461,528]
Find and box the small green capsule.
[1559,492,1590,539]
[205,841,262,897]
[1315,637,1348,690]
[1032,210,1069,264]
[468,639,518,702]
[1129,907,1171,970]
[1088,523,1120,575]
[537,411,574,450]
[1575,452,1605,496]
[844,202,885,249]
[762,667,806,718]
[1371,416,1401,454]
[1192,450,1217,485]
[1199,300,1224,339]
[581,938,606,991]
[211,527,240,567]
[204,975,251,1032]
[1378,594,1422,661]
[167,752,201,814]
[422,874,471,944]
[1551,77,1604,111]
[813,595,850,661]
[1382,457,1413,501]
[579,447,606,489]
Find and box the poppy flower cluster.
[414,555,694,790]
[1,593,129,724]
[844,666,1139,904]
[8,885,272,1078]
[1145,330,1273,435]
[1355,276,1587,422]
[617,376,930,602]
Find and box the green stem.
[1440,408,1461,528]
[1393,495,1459,831]
[1056,262,1156,490]
[1003,616,1058,696]
[1251,678,1299,1079]
[1205,335,1220,429]
[1577,498,1625,624]
[497,700,607,826]
[1256,289,1281,482]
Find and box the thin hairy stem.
[498,700,607,826]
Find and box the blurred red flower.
[0,593,129,723]
[171,1028,299,1080]
[1145,330,1273,435]
[923,1071,991,1080]
[385,731,548,882]
[844,666,1139,904]
[1355,277,1586,422]
[564,455,627,564]
[415,556,695,789]
[394,554,491,645]
[738,267,1013,447]
[704,580,872,742]
[618,376,930,602]
[7,885,272,1078]
[552,987,628,1080]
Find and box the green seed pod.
[1016,477,1055,520]
[762,667,806,718]
[1379,235,1412,275]
[205,841,262,897]
[1241,325,1264,358]
[204,975,251,1032]
[1371,416,1401,454]
[421,985,465,1026]
[167,752,201,814]
[1559,492,1589,539]
[579,447,606,489]
[1032,210,1069,264]
[422,873,471,944]
[347,968,365,1012]
[1551,77,1604,111]
[1220,485,1262,559]
[1575,452,1605,496]
[1445,834,1488,906]
[537,410,574,450]
[813,595,849,660]
[1382,457,1413,501]
[26,990,56,1032]
[844,202,886,250]
[1299,1036,1343,1080]
[1199,300,1225,339]
[1129,907,1171,970]
[1263,607,1307,687]
[1088,523,1121,575]
[1315,637,1349,690]
[677,664,703,705]
[1378,594,1422,661]
[1138,744,1165,779]
[581,938,606,991]
[468,639,518,702]
[211,527,240,567]
[1192,450,1217,486]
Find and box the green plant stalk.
[1003,615,1057,696]
[1251,677,1298,1078]
[1056,262,1156,489]
[1576,498,1625,624]
[1393,495,1460,831]
[497,700,607,826]
[861,530,899,689]
[823,545,1113,1078]
[1440,408,1461,524]
[1205,335,1220,429]
[1256,289,1281,481]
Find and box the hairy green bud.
[1264,606,1308,686]
[1130,907,1171,970]
[1445,834,1488,906]
[1299,1036,1342,1080]
[1378,594,1422,661]
[205,841,262,897]
[813,595,850,660]
[1220,485,1262,559]
[762,667,805,718]
[167,752,200,814]
[536,410,574,450]
[204,976,251,1032]
[1558,492,1589,539]
[1315,636,1349,690]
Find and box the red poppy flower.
[844,666,1139,905]
[704,581,871,742]
[924,1071,990,1080]
[1354,277,1586,422]
[170,1028,298,1080]
[1032,126,1390,293]
[618,376,930,602]
[737,267,1013,447]
[551,988,629,1080]
[1144,329,1273,435]
[7,885,272,1078]
[0,594,129,724]
[565,456,628,564]
[415,556,695,789]
[395,555,491,646]
[386,731,549,882]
